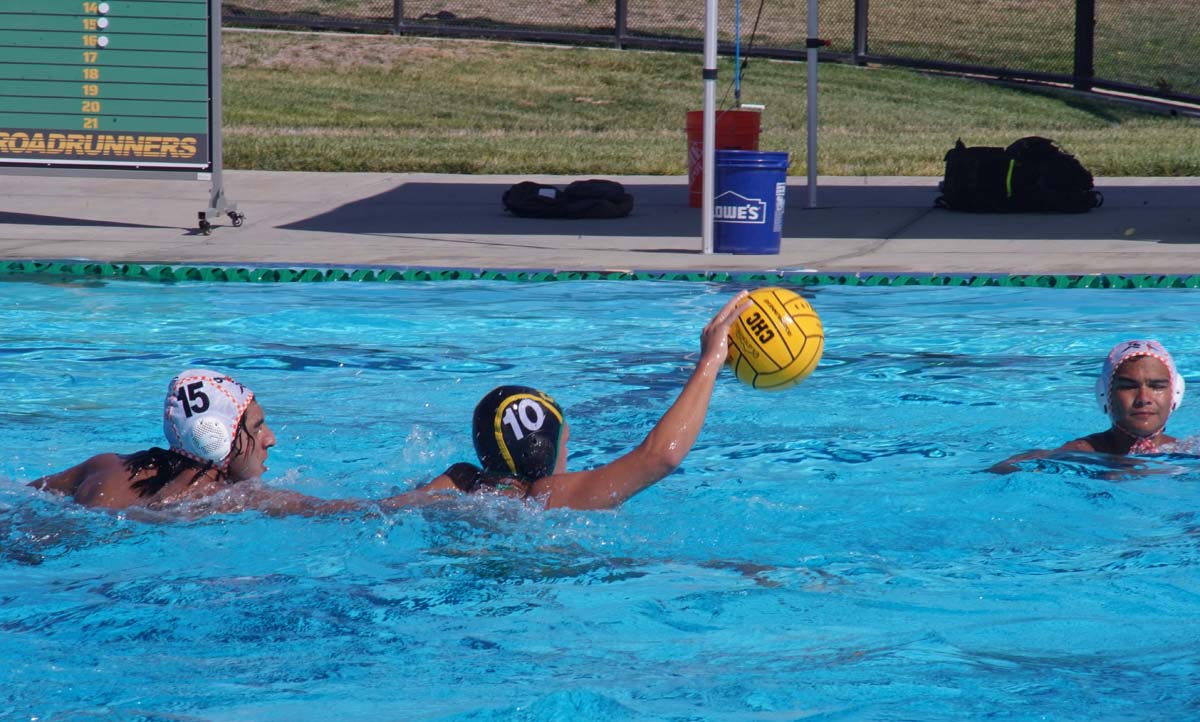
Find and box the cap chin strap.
[1111,420,1166,453]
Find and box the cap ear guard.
[189,416,233,461]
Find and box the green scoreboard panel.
[0,0,213,172]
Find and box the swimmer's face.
[1109,356,1173,438]
[227,400,276,481]
[554,422,570,474]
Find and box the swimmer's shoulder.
[29,452,124,497]
[1060,436,1101,453]
[416,463,482,494]
[72,452,152,508]
[528,469,605,509]
[441,462,483,491]
[404,465,475,498]
[436,462,530,496]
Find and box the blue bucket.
[712,150,789,254]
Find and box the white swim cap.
[163,369,254,466]
[1094,340,1184,418]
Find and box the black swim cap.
[472,385,565,482]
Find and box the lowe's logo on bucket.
[713,191,767,225]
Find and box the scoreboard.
[0,0,237,231]
[0,0,214,171]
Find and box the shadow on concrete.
[0,211,172,229]
[279,182,698,238]
[278,181,1198,243]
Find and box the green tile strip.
[3,260,1200,289]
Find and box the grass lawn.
[222,30,1200,176]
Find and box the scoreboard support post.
[198,0,237,235]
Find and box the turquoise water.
[2,280,1199,722]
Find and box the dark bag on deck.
[935,136,1103,213]
[502,179,634,219]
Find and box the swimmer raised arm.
[421,291,751,510]
[533,291,750,509]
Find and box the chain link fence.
[223,0,1199,106]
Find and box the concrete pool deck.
[0,171,1197,275]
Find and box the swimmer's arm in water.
[985,437,1100,474]
[533,291,751,510]
[221,483,450,516]
[225,487,368,516]
[241,465,475,514]
[377,476,461,509]
[373,470,481,507]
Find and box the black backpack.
[936,136,1103,213]
[502,179,634,219]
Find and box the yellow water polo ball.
[727,287,824,390]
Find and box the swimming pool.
[2,279,1199,721]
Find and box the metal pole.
[210,0,222,205]
[852,0,868,64]
[806,0,819,208]
[204,0,235,222]
[615,0,627,50]
[1073,0,1095,91]
[701,0,718,253]
[734,0,741,106]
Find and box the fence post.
[1073,0,1095,90]
[853,0,869,64]
[615,0,627,49]
[393,0,404,33]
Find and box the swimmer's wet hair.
[472,385,564,482]
[125,447,210,497]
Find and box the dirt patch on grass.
[224,30,476,71]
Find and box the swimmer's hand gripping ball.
[726,287,824,390]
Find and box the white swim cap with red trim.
[163,369,254,467]
[1094,340,1184,418]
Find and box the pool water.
[2,280,1199,721]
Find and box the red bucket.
[686,109,762,208]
